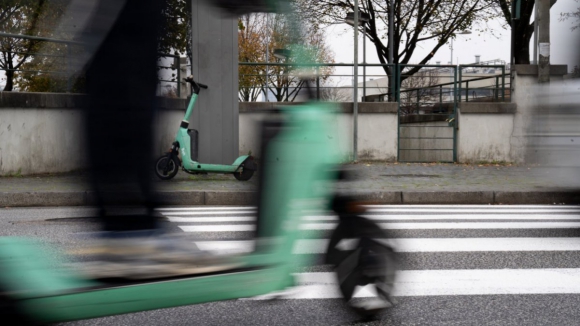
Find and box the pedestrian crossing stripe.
[244,269,580,299]
[178,222,580,232]
[192,238,580,254]
[166,214,580,222]
[159,205,580,299]
[158,204,580,211]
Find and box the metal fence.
[238,62,395,102]
[238,62,511,104]
[458,65,509,102]
[0,32,510,103]
[0,32,184,95]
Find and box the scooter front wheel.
[154,155,179,180]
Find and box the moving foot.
[73,231,241,280]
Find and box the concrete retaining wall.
[457,103,517,163]
[239,102,398,161]
[1,92,530,175]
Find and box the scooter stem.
[183,93,198,123]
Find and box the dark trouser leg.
[84,0,164,231]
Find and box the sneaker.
[72,231,242,280]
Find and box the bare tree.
[298,0,498,82]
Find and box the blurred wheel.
[325,215,397,317]
[233,166,254,181]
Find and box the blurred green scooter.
[154,76,257,181]
[0,98,396,324]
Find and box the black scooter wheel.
[154,155,179,180]
[325,215,397,318]
[233,167,254,181]
[234,169,254,181]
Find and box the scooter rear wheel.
[325,215,397,318]
[234,158,254,181]
[154,155,179,180]
[233,167,254,181]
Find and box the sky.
[324,0,580,82]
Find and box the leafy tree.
[4,0,190,93]
[0,0,63,91]
[238,13,334,102]
[158,0,192,84]
[15,38,85,93]
[238,14,268,101]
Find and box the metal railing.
[156,53,187,98]
[239,62,511,105]
[238,62,395,102]
[397,65,458,115]
[458,65,510,102]
[0,32,509,103]
[0,32,184,96]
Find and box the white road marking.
[163,211,255,216]
[360,214,580,220]
[366,208,580,214]
[244,269,580,299]
[168,216,256,223]
[156,207,256,211]
[179,225,256,232]
[167,214,580,222]
[194,238,580,254]
[298,222,580,230]
[179,222,580,232]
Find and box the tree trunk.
[513,0,536,64]
[3,70,14,91]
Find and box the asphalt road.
[1,205,580,325]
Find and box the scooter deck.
[182,155,250,173]
[0,237,294,323]
[183,162,241,173]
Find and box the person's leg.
[84,0,162,231]
[77,0,241,280]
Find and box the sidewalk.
[1,162,580,207]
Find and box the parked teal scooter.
[154,76,257,181]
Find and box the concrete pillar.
[190,0,239,164]
[511,65,567,163]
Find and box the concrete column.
[190,0,239,164]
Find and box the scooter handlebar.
[184,75,208,89]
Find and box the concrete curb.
[403,191,495,205]
[2,190,580,207]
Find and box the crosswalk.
[157,205,580,299]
